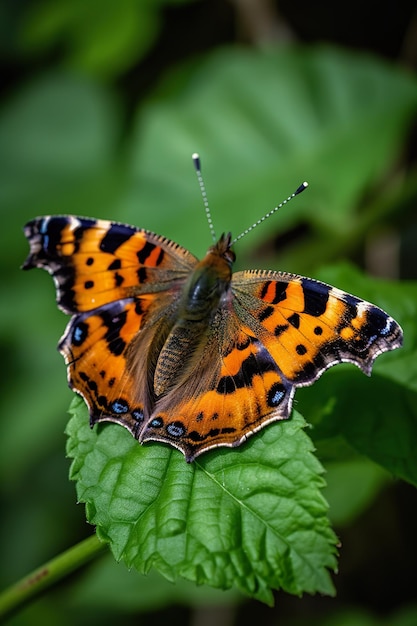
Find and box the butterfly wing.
[23,216,198,431]
[140,269,403,462]
[140,307,294,462]
[23,216,198,312]
[23,217,403,462]
[231,270,403,383]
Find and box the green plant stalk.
[0,534,107,621]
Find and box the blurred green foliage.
[1,0,417,624]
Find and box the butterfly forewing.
[23,216,197,313]
[232,270,403,384]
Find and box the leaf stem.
[0,534,107,621]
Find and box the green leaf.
[66,399,338,604]
[297,264,417,486]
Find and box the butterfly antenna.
[192,153,217,242]
[232,181,309,245]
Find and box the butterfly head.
[193,232,235,292]
[209,232,236,267]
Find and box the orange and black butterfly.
[23,159,402,461]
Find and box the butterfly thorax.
[179,232,235,320]
[153,233,235,396]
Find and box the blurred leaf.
[305,371,417,487]
[72,553,242,612]
[321,605,417,626]
[120,46,417,258]
[66,401,338,604]
[20,0,156,78]
[19,0,195,78]
[0,73,122,481]
[322,610,377,626]
[0,72,121,224]
[323,459,390,526]
[297,264,417,486]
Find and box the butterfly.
[22,165,403,462]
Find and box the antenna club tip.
[295,181,309,195]
[192,153,201,171]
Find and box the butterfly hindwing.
[60,296,153,435]
[140,318,294,461]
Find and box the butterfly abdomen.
[154,320,208,396]
[153,235,234,396]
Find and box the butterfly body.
[23,215,403,461]
[150,232,234,396]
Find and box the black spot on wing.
[296,344,307,355]
[187,426,236,443]
[237,336,251,350]
[258,305,274,322]
[287,313,300,328]
[272,282,288,304]
[73,299,133,357]
[100,307,127,356]
[100,223,136,254]
[114,272,124,287]
[137,241,160,265]
[274,324,289,337]
[134,299,144,315]
[79,370,98,393]
[301,279,330,316]
[137,267,147,283]
[108,259,121,270]
[259,281,287,303]
[217,340,276,394]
